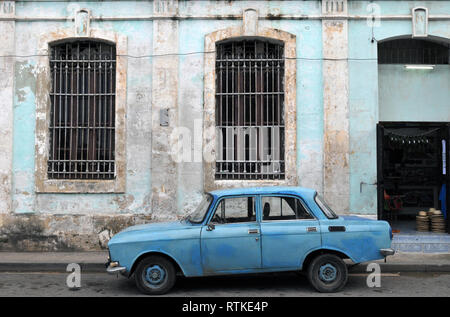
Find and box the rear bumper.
[380,248,395,257]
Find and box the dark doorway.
[377,122,449,234]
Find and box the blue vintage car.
[106,186,394,294]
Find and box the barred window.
[215,39,285,180]
[378,38,449,64]
[48,40,116,179]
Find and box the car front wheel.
[307,254,348,293]
[134,255,176,295]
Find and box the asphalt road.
[0,271,449,297]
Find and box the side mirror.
[206,223,215,231]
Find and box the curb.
[348,263,450,273]
[0,263,106,273]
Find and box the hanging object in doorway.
[386,128,440,151]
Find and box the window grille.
[378,39,449,64]
[215,39,285,180]
[48,40,116,179]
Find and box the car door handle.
[248,229,259,234]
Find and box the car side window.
[211,196,256,224]
[262,196,314,221]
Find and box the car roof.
[208,186,317,199]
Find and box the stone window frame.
[203,26,297,191]
[35,28,127,193]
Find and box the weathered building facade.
[0,0,449,250]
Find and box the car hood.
[119,220,190,234]
[108,220,195,246]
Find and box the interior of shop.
[379,124,448,234]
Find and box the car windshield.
[185,193,213,224]
[315,194,339,219]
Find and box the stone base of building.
[0,213,154,251]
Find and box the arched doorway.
[376,36,450,234]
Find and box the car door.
[200,195,262,273]
[259,194,322,269]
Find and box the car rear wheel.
[134,255,176,295]
[307,254,348,293]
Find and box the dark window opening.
[48,40,116,180]
[215,39,285,180]
[378,38,449,64]
[378,123,449,234]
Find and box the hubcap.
[319,263,337,283]
[145,265,166,285]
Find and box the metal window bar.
[48,41,116,179]
[378,39,449,64]
[215,39,285,180]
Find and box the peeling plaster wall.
[4,2,155,250]
[0,213,152,251]
[0,2,14,217]
[322,2,350,213]
[1,0,449,250]
[13,17,153,215]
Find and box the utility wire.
[0,51,378,61]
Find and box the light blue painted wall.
[348,1,450,214]
[175,15,323,211]
[12,7,153,214]
[379,65,450,122]
[348,0,450,15]
[10,0,450,217]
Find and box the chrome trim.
[106,265,127,274]
[380,248,395,257]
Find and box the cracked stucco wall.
[1,1,156,250]
[1,0,449,250]
[0,2,14,217]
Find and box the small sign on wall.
[412,7,428,38]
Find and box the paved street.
[0,271,449,297]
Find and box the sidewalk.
[0,251,108,273]
[0,251,449,273]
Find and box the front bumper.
[105,259,127,275]
[106,264,127,274]
[380,248,395,257]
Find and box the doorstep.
[392,233,450,253]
